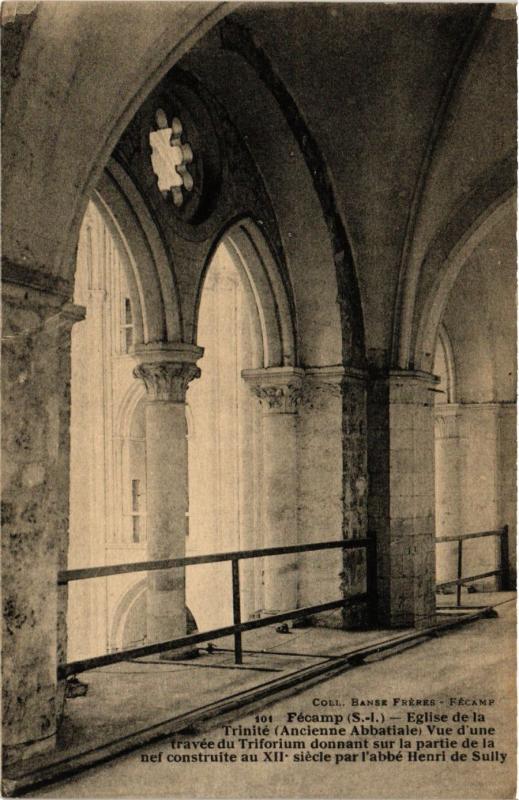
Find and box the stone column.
[133,344,202,655]
[457,403,501,589]
[368,370,437,629]
[434,404,462,586]
[297,367,350,626]
[242,367,303,616]
[2,280,84,764]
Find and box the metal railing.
[58,538,376,680]
[436,525,510,607]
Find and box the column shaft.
[368,370,437,629]
[145,401,188,644]
[434,405,462,585]
[243,368,303,616]
[458,404,501,589]
[262,411,298,613]
[297,367,366,628]
[133,345,202,656]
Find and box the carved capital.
[242,367,304,414]
[133,362,201,402]
[132,342,203,402]
[253,383,302,413]
[434,403,460,439]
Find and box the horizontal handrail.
[436,524,510,606]
[58,593,368,679]
[58,538,371,585]
[436,527,506,544]
[436,569,501,590]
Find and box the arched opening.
[186,232,265,631]
[68,199,150,662]
[430,200,516,595]
[68,197,298,655]
[68,203,297,652]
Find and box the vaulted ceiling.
[2,2,516,365]
[181,3,516,357]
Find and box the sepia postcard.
[1,1,517,798]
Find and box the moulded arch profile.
[413,191,516,374]
[109,579,147,652]
[52,4,231,284]
[196,218,297,369]
[193,42,354,367]
[95,159,183,346]
[115,380,147,441]
[435,323,457,404]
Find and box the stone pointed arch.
[184,31,364,368]
[414,190,516,373]
[194,217,297,369]
[391,6,492,370]
[95,160,183,345]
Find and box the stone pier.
[2,281,84,764]
[368,370,438,628]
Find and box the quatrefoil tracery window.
[149,109,194,208]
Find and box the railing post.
[366,536,378,627]
[456,538,463,607]
[231,558,243,665]
[499,525,510,591]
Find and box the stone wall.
[435,402,516,590]
[2,283,83,763]
[341,372,369,627]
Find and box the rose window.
[149,109,194,208]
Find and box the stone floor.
[25,592,515,799]
[19,618,408,772]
